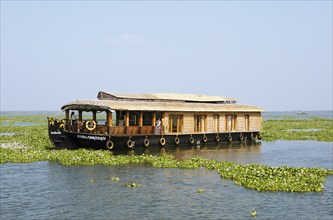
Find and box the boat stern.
[47,117,65,147]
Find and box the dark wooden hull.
[48,117,261,150]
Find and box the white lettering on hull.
[77,135,106,141]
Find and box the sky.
[1,1,332,111]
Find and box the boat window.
[96,111,107,125]
[129,112,140,126]
[213,115,219,132]
[169,115,183,133]
[116,111,125,126]
[226,115,237,131]
[245,115,250,131]
[143,112,153,126]
[194,115,207,132]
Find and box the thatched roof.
[61,99,263,112]
[97,91,237,104]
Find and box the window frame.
[226,114,237,132]
[213,114,220,133]
[244,114,250,131]
[169,114,183,133]
[194,115,207,132]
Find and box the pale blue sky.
[1,1,332,111]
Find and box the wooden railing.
[71,125,157,135]
[110,126,156,135]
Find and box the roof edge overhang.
[61,100,264,112]
[61,100,111,112]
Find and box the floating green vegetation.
[250,209,257,217]
[262,118,333,142]
[111,177,120,181]
[126,182,142,188]
[1,115,333,193]
[0,124,51,151]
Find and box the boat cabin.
[62,92,262,135]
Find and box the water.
[263,110,333,120]
[1,140,332,220]
[1,111,62,116]
[0,132,15,136]
[0,122,38,127]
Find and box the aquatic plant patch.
[0,125,52,149]
[262,118,333,142]
[197,188,204,193]
[126,182,142,188]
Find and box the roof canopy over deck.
[61,99,263,112]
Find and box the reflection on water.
[116,141,262,164]
[115,141,262,161]
[173,141,262,162]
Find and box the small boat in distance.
[297,111,307,115]
[48,91,264,150]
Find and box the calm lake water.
[262,110,333,120]
[1,140,332,220]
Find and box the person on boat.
[70,112,77,131]
[155,118,161,134]
[71,112,77,123]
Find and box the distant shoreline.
[1,110,332,115]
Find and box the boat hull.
[48,117,261,150]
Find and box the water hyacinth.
[262,118,333,142]
[126,182,142,188]
[212,161,330,192]
[111,177,120,181]
[250,209,257,217]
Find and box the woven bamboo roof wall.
[61,99,263,112]
[97,91,237,103]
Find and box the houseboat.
[48,91,264,150]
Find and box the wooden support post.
[65,110,70,130]
[139,112,143,126]
[138,112,143,134]
[107,111,112,134]
[125,111,129,126]
[92,111,97,134]
[161,112,165,134]
[78,110,82,131]
[161,112,165,126]
[116,111,120,126]
[125,111,130,135]
[152,112,156,126]
[93,111,97,121]
[201,117,205,132]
